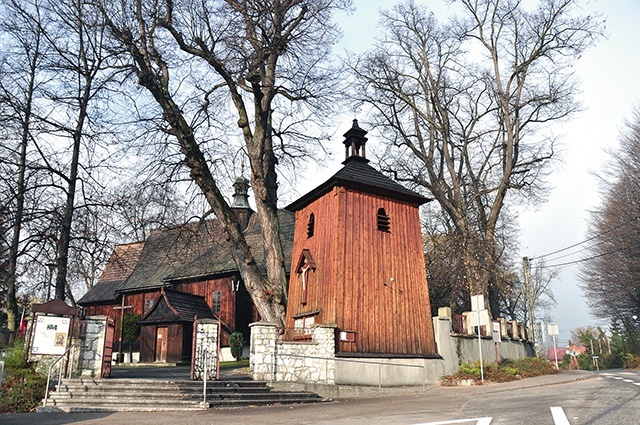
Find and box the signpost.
[471,294,486,382]
[492,321,501,364]
[548,324,559,369]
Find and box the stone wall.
[250,322,336,384]
[251,313,535,387]
[434,308,534,376]
[74,316,108,377]
[192,319,220,381]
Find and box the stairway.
[38,378,325,412]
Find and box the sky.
[287,0,640,347]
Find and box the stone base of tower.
[249,321,445,387]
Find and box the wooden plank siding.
[174,276,236,331]
[81,289,162,324]
[285,186,437,356]
[173,276,240,345]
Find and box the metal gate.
[101,318,115,378]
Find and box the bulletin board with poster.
[30,315,71,355]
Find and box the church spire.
[342,119,368,161]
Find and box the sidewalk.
[269,369,596,399]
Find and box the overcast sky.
[292,0,640,346]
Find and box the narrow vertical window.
[377,207,390,232]
[212,291,222,314]
[144,298,155,314]
[307,213,315,238]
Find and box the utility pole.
[522,257,536,352]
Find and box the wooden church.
[283,120,438,357]
[78,177,294,364]
[79,119,438,364]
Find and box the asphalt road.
[2,370,639,425]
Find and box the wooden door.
[101,319,115,378]
[155,326,168,362]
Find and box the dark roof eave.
[286,177,432,212]
[116,284,166,295]
[163,268,240,284]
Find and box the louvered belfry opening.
[377,207,390,232]
[343,119,368,160]
[307,212,315,238]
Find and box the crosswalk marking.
[414,418,492,425]
[550,407,571,425]
[416,406,576,424]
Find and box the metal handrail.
[202,349,208,405]
[43,344,75,408]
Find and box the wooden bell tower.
[284,120,437,356]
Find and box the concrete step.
[39,378,324,412]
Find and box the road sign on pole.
[548,324,559,369]
[471,294,485,382]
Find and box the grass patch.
[219,359,249,369]
[441,357,558,386]
[0,338,47,413]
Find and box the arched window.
[307,213,315,238]
[377,208,390,232]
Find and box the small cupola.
[231,174,253,229]
[343,119,368,162]
[231,175,251,209]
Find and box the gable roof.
[165,209,295,283]
[139,289,215,324]
[285,156,431,212]
[77,242,144,306]
[79,209,295,305]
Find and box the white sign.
[471,294,485,312]
[469,309,491,327]
[492,321,502,343]
[548,324,559,336]
[31,315,70,355]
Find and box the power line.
[540,240,640,269]
[530,216,638,261]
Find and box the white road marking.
[623,379,634,383]
[550,407,571,425]
[613,376,623,380]
[413,418,492,425]
[634,382,640,386]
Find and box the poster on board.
[31,315,70,355]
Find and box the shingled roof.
[139,289,215,324]
[77,242,144,306]
[106,209,294,294]
[286,156,430,212]
[165,209,294,282]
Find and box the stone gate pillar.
[249,322,278,382]
[192,319,220,381]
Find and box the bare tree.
[0,0,50,329]
[580,108,640,334]
[92,0,349,325]
[353,0,602,316]
[28,0,124,302]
